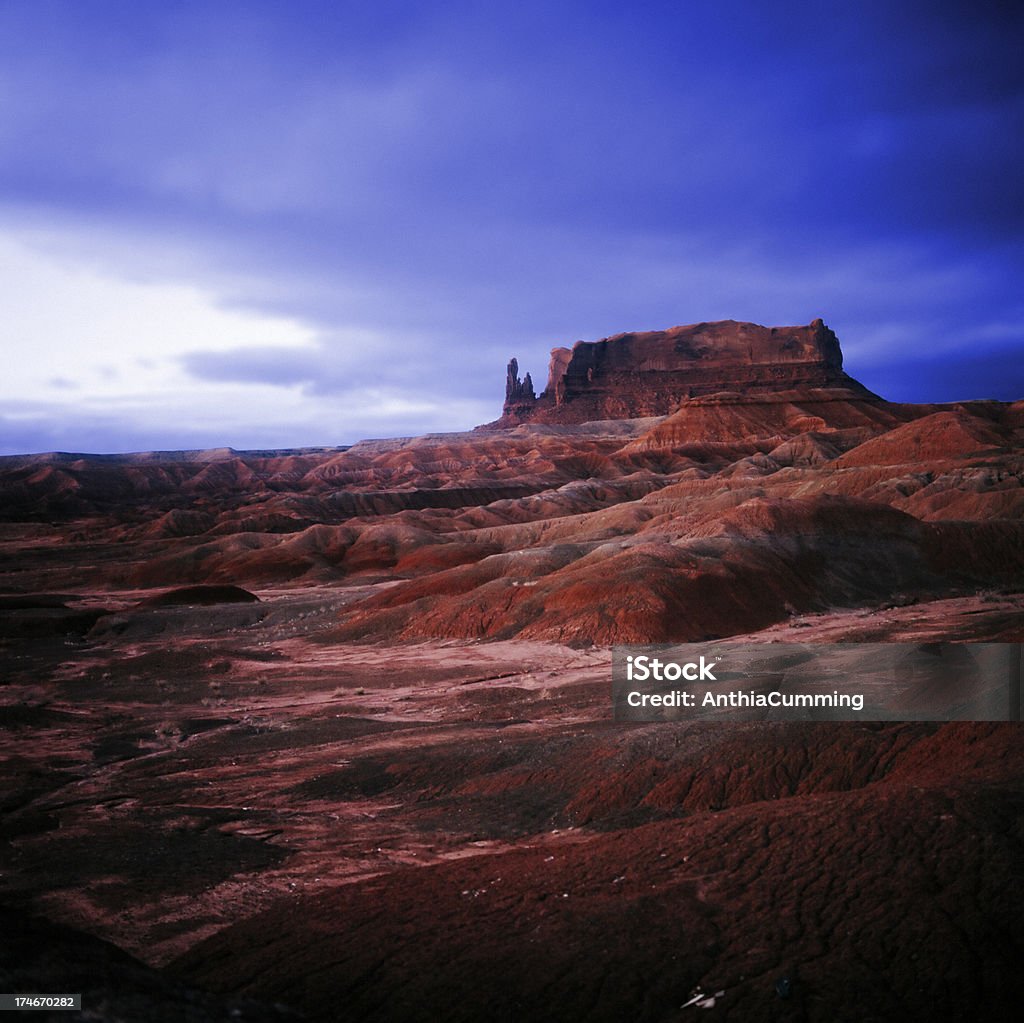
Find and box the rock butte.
[487,318,876,427]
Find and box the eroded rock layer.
[489,318,875,426]
[1,392,1022,644]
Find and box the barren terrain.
[2,322,1023,1020]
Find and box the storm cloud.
[1,0,1021,452]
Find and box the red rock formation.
[488,318,876,426]
[503,357,537,419]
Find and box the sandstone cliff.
[487,318,876,427]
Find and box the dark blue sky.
[1,0,1021,453]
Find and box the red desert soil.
[1,320,1022,1021]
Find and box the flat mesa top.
[493,318,868,427]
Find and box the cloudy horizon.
[1,0,1022,455]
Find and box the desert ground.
[2,324,1023,1020]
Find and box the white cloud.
[0,226,319,402]
[0,224,498,453]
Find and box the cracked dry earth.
[1,588,1022,1022]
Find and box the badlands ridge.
[3,318,1022,646]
